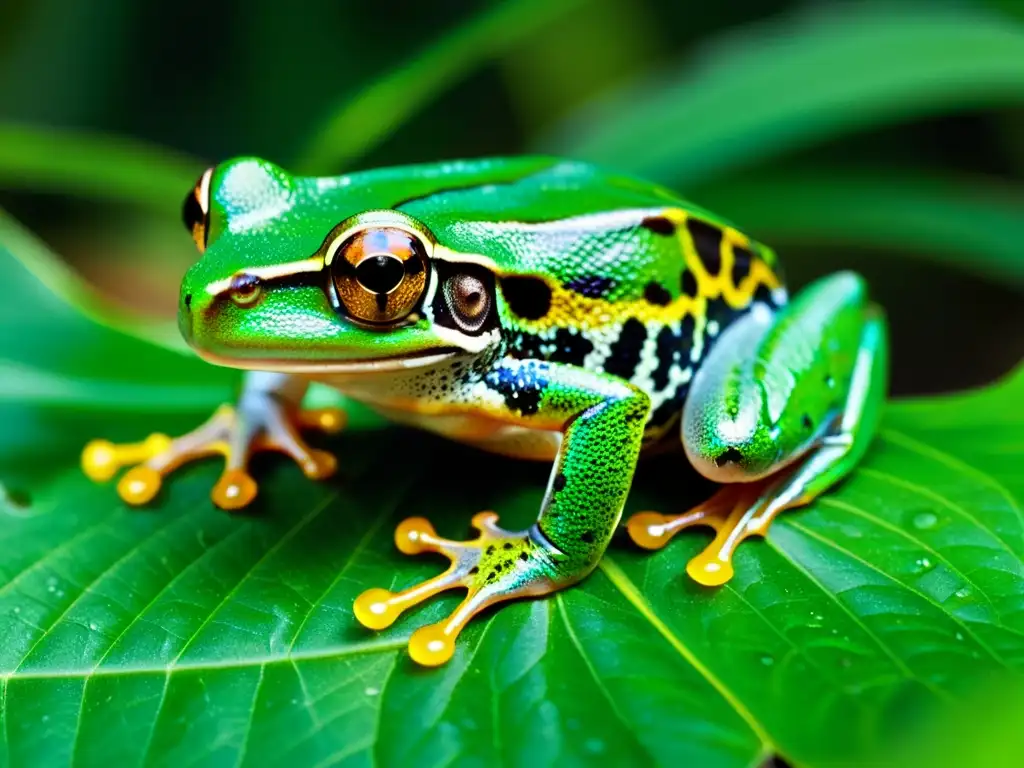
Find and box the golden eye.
[444,273,491,333]
[329,227,428,324]
[182,167,213,253]
[228,272,263,307]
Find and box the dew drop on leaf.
[760,655,775,666]
[913,557,933,573]
[912,512,938,530]
[955,587,971,599]
[955,632,965,641]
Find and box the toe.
[117,466,163,505]
[353,588,403,630]
[394,517,439,555]
[408,623,456,666]
[212,469,258,510]
[626,512,675,550]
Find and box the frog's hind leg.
[626,272,888,586]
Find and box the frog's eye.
[443,272,492,333]
[430,261,498,337]
[328,227,429,325]
[182,167,213,253]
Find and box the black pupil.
[356,255,405,294]
[182,190,204,232]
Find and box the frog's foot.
[354,512,561,667]
[627,481,784,587]
[81,403,346,510]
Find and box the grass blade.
[541,6,1024,185]
[0,122,204,212]
[294,0,587,174]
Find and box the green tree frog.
[82,156,887,666]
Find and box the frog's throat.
[191,347,463,375]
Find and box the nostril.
[714,447,744,468]
[183,293,192,309]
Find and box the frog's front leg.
[628,272,888,585]
[354,359,650,666]
[81,372,345,509]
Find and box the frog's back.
[366,156,786,439]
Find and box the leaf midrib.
[598,556,775,754]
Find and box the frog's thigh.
[630,272,888,585]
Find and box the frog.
[81,156,887,667]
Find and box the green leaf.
[540,5,1024,186]
[0,210,237,410]
[0,122,203,213]
[1,238,1022,765]
[690,168,1024,286]
[293,0,588,174]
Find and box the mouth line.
[191,346,464,374]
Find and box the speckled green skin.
[176,155,886,640]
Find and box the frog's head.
[178,157,500,374]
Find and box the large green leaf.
[540,6,1024,186]
[1,229,1022,766]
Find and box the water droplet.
[55,590,64,598]
[364,686,380,696]
[46,584,55,593]
[955,632,964,641]
[912,512,938,530]
[13,607,20,614]
[760,655,774,666]
[41,715,49,723]
[584,738,606,754]
[913,557,933,573]
[89,622,98,631]
[45,576,57,587]
[955,587,971,599]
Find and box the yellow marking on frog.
[662,208,782,311]
[515,279,703,334]
[499,207,781,336]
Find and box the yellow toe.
[394,517,438,555]
[408,623,456,667]
[212,469,257,510]
[626,512,674,550]
[353,588,402,630]
[686,553,735,587]
[117,466,162,505]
